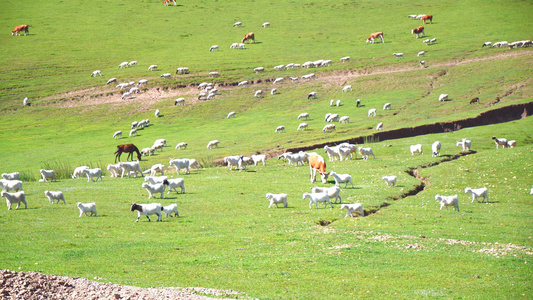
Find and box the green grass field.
[1,0,532,298]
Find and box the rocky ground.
[0,270,247,300]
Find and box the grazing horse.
[421,15,433,24]
[411,26,424,38]
[12,25,29,36]
[242,32,255,43]
[366,32,384,44]
[163,0,177,6]
[115,144,142,163]
[470,97,480,104]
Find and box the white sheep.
[383,103,391,110]
[118,61,129,68]
[330,99,335,106]
[419,60,426,68]
[160,73,171,78]
[119,161,142,178]
[116,83,130,90]
[285,152,306,167]
[312,186,341,203]
[254,67,264,73]
[82,168,102,182]
[271,88,278,95]
[417,51,425,57]
[2,172,20,180]
[342,85,352,92]
[307,91,317,99]
[275,125,285,133]
[207,140,219,149]
[464,187,489,203]
[410,144,423,155]
[129,87,140,94]
[507,140,517,148]
[323,124,336,133]
[336,147,352,161]
[144,175,168,185]
[303,192,332,209]
[143,164,165,176]
[233,21,242,27]
[224,156,244,170]
[175,98,185,106]
[138,79,148,86]
[456,138,472,151]
[274,65,285,71]
[140,147,155,157]
[77,202,97,217]
[273,77,284,84]
[91,70,102,77]
[148,65,158,71]
[336,100,341,107]
[438,94,448,101]
[337,143,358,160]
[209,45,219,51]
[327,113,339,122]
[176,67,190,74]
[492,136,508,149]
[113,131,122,139]
[106,163,122,177]
[121,91,133,100]
[71,166,89,179]
[297,122,308,131]
[129,129,137,137]
[39,169,56,182]
[155,109,160,118]
[298,112,310,120]
[175,142,188,150]
[163,178,185,194]
[382,176,397,187]
[251,154,266,166]
[209,71,219,77]
[23,97,31,106]
[44,190,65,204]
[434,194,460,212]
[376,122,383,131]
[266,193,288,208]
[142,182,166,199]
[130,203,162,222]
[169,158,190,174]
[431,141,442,157]
[341,203,364,217]
[0,179,23,192]
[1,191,27,210]
[290,76,299,81]
[324,145,342,161]
[368,108,377,117]
[329,171,354,188]
[358,148,375,160]
[302,73,316,80]
[393,53,404,58]
[227,111,236,119]
[254,90,263,98]
[162,203,179,217]
[128,61,137,67]
[262,22,270,27]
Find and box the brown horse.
[115,144,142,163]
[470,97,480,104]
[242,32,255,43]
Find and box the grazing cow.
[242,32,255,43]
[421,15,433,24]
[308,154,328,184]
[12,25,29,36]
[470,97,480,104]
[163,0,177,6]
[366,32,384,44]
[411,26,424,38]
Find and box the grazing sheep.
[330,99,335,106]
[303,192,333,209]
[465,187,489,203]
[163,178,185,194]
[368,108,377,117]
[298,112,310,120]
[1,191,27,210]
[71,166,89,179]
[144,175,168,185]
[128,61,137,67]
[376,122,383,131]
[271,88,278,95]
[0,179,23,192]
[326,113,339,122]
[340,56,350,63]
[435,194,460,212]
[176,67,190,74]
[262,22,270,27]
[432,141,442,157]
[106,163,122,177]
[23,97,31,106]
[91,70,102,77]
[356,99,361,107]
[169,158,191,174]
[383,103,391,110]
[119,161,143,178]
[77,202,97,217]
[336,100,341,107]
[160,73,171,78]
[175,142,188,150]
[338,116,349,124]
[39,169,56,182]
[148,65,158,71]
[209,45,219,51]
[274,65,285,71]
[301,73,316,80]
[265,193,288,208]
[410,144,423,155]
[312,186,341,203]
[223,155,244,170]
[2,172,20,180]
[138,79,148,86]
[113,130,122,139]
[507,140,517,148]
[419,60,426,68]
[130,203,162,222]
[251,154,266,166]
[118,61,129,68]
[275,125,285,133]
[121,91,133,100]
[324,145,342,161]
[140,147,155,157]
[207,140,219,149]
[226,111,237,119]
[329,171,354,188]
[382,176,397,187]
[162,203,179,217]
[297,122,308,131]
[254,67,264,73]
[254,90,264,98]
[143,164,165,176]
[82,168,102,182]
[307,91,317,99]
[173,98,185,106]
[323,124,336,133]
[492,136,508,149]
[233,21,242,27]
[393,53,404,58]
[129,129,137,137]
[209,71,219,77]
[155,109,160,118]
[273,77,284,84]
[341,203,364,217]
[438,94,448,101]
[342,85,352,92]
[358,148,375,160]
[44,190,66,204]
[141,182,166,199]
[417,51,425,57]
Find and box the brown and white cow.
[366,32,384,44]
[470,97,480,104]
[163,0,177,6]
[242,32,255,43]
[12,25,29,36]
[308,153,328,184]
[421,15,433,24]
[411,26,424,38]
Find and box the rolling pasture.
[1,0,533,299]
